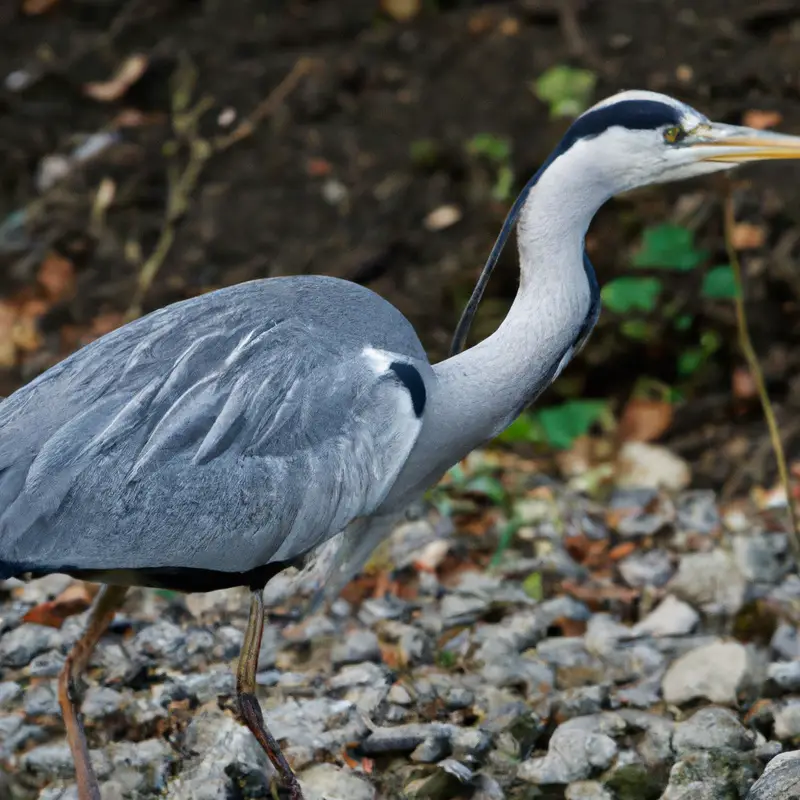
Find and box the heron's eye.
[663,126,685,144]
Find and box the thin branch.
[723,191,800,562]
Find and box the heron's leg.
[57,584,128,800]
[237,589,304,800]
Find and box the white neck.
[387,143,610,503]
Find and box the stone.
[746,750,800,799]
[517,724,618,785]
[21,744,111,781]
[673,707,756,755]
[132,621,186,666]
[27,649,66,677]
[773,700,800,741]
[615,442,690,491]
[661,749,761,800]
[618,548,674,588]
[299,763,376,800]
[767,660,800,694]
[108,738,172,795]
[632,595,699,637]
[675,490,720,535]
[82,687,127,720]
[0,624,58,668]
[553,685,608,722]
[668,550,746,615]
[37,787,79,800]
[472,774,505,800]
[361,723,454,755]
[565,781,614,800]
[662,641,754,706]
[771,623,800,660]
[332,629,381,666]
[733,533,791,584]
[0,680,22,708]
[24,681,60,717]
[328,661,388,690]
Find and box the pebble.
[773,699,800,741]
[675,489,720,535]
[662,640,754,706]
[767,660,800,693]
[667,550,746,615]
[632,595,699,637]
[332,628,381,665]
[771,623,800,660]
[517,723,618,784]
[82,687,127,720]
[132,621,186,665]
[299,763,376,800]
[661,749,761,800]
[746,750,800,799]
[21,743,111,782]
[615,441,690,491]
[0,624,59,668]
[618,548,674,587]
[0,681,23,708]
[24,682,60,717]
[733,533,791,584]
[27,650,66,677]
[565,780,614,800]
[672,707,755,755]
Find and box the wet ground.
[3,0,800,485]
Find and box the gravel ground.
[2,453,800,799]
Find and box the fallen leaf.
[37,252,75,301]
[617,398,673,443]
[84,55,148,102]
[615,441,691,491]
[608,541,636,561]
[22,0,60,14]
[22,582,94,628]
[742,110,783,130]
[0,301,17,368]
[307,158,333,177]
[561,579,639,606]
[730,221,766,250]
[550,616,587,637]
[381,0,420,22]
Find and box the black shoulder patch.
[558,99,683,154]
[389,361,426,418]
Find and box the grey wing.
[0,313,428,578]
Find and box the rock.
[27,649,66,677]
[668,550,746,615]
[565,780,614,800]
[184,587,248,619]
[17,574,74,604]
[661,749,761,800]
[440,593,490,627]
[0,680,22,708]
[675,490,720,535]
[387,683,413,705]
[773,700,800,741]
[618,548,674,588]
[517,724,618,785]
[615,442,690,491]
[771,623,800,660]
[553,685,609,722]
[361,723,454,755]
[82,687,127,719]
[37,786,79,800]
[24,681,60,717]
[161,667,236,705]
[21,743,111,781]
[673,707,755,755]
[132,621,186,666]
[767,660,800,693]
[332,629,381,666]
[480,653,554,694]
[662,641,755,706]
[733,533,791,584]
[471,774,505,800]
[746,750,800,799]
[0,624,58,668]
[212,625,244,660]
[328,661,388,690]
[165,713,274,799]
[632,595,699,637]
[108,738,172,795]
[299,763,376,800]
[268,697,367,753]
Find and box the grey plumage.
[0,275,430,582]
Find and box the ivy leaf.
[702,265,740,299]
[537,399,609,450]
[632,224,707,271]
[532,66,597,118]
[601,276,662,313]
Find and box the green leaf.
[533,66,597,118]
[601,276,662,313]
[522,572,544,601]
[677,347,705,376]
[493,163,515,202]
[620,319,654,341]
[465,475,507,505]
[496,412,545,444]
[673,314,693,331]
[537,399,608,450]
[632,224,707,271]
[467,133,511,163]
[702,265,740,299]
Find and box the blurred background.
[2,0,800,494]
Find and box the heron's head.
[556,89,800,195]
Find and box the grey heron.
[2,89,800,800]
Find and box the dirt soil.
[3,0,800,489]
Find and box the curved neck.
[389,149,607,503]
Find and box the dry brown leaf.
[22,0,61,14]
[381,0,420,22]
[84,55,148,102]
[306,158,333,177]
[22,582,94,628]
[730,221,766,250]
[743,109,783,130]
[0,301,17,368]
[608,541,636,561]
[561,579,639,606]
[617,398,673,443]
[12,300,45,353]
[37,252,75,301]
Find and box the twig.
[124,58,312,320]
[723,191,800,562]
